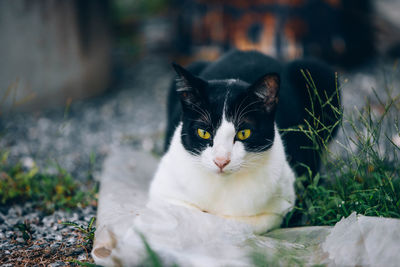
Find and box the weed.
[0,79,36,116]
[14,220,34,242]
[61,217,98,266]
[68,259,102,267]
[87,151,97,180]
[62,217,96,253]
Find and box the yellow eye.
[237,129,251,140]
[197,128,211,139]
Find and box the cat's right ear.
[172,63,207,107]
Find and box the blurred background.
[1,1,400,264]
[1,0,400,178]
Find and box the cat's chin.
[219,171,236,177]
[212,168,240,176]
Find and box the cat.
[149,50,340,233]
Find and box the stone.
[93,247,111,258]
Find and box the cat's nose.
[214,157,231,171]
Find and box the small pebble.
[15,237,25,243]
[78,253,87,261]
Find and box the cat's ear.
[247,73,280,113]
[172,63,207,107]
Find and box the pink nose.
[214,157,231,170]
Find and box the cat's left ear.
[247,73,280,113]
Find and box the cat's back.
[198,50,282,83]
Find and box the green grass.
[0,152,97,213]
[284,69,400,227]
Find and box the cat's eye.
[197,128,211,140]
[237,129,251,140]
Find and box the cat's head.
[173,63,279,175]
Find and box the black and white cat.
[150,50,340,233]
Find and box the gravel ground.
[0,204,96,266]
[0,53,399,265]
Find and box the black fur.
[165,50,341,176]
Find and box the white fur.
[149,118,296,234]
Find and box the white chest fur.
[149,124,296,233]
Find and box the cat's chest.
[151,150,282,217]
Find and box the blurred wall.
[0,0,112,113]
[172,0,375,68]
